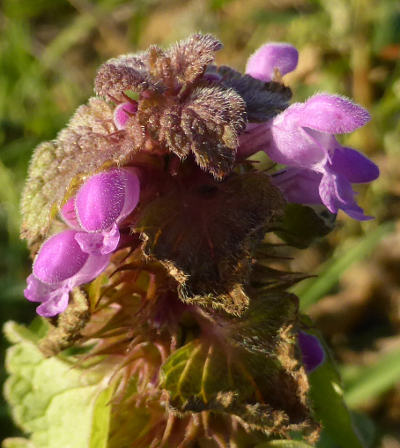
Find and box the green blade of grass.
[344,346,400,408]
[293,222,395,310]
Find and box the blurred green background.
[1,0,400,445]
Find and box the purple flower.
[25,168,141,316]
[240,94,379,220]
[298,330,325,373]
[25,230,110,317]
[268,94,371,167]
[62,168,140,255]
[246,43,299,82]
[271,168,323,206]
[113,101,138,130]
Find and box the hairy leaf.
[3,321,113,448]
[20,141,60,247]
[136,171,285,315]
[160,292,318,438]
[138,84,246,179]
[20,97,140,247]
[225,290,299,355]
[168,33,223,85]
[181,85,246,178]
[95,53,163,101]
[276,204,336,249]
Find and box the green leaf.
[2,438,35,448]
[161,340,253,410]
[3,321,114,448]
[308,338,364,448]
[255,440,314,448]
[350,412,376,448]
[276,204,336,249]
[160,291,319,437]
[344,346,400,408]
[294,222,394,310]
[161,336,317,434]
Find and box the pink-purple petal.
[117,168,141,221]
[75,169,140,232]
[60,197,80,229]
[72,252,110,285]
[24,274,59,303]
[272,168,323,205]
[238,123,272,158]
[75,225,120,255]
[269,107,328,167]
[25,249,110,317]
[36,289,70,317]
[246,42,298,82]
[300,94,371,134]
[330,146,379,183]
[33,230,89,284]
[298,331,325,373]
[113,101,138,130]
[24,275,71,317]
[319,172,372,220]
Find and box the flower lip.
[329,146,379,183]
[26,249,110,317]
[75,225,120,255]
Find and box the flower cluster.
[25,168,140,316]
[240,43,379,220]
[18,35,379,445]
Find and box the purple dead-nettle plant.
[14,35,378,446]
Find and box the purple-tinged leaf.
[212,65,292,122]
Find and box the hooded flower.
[246,42,299,82]
[239,93,379,220]
[298,331,325,373]
[70,167,140,255]
[113,101,138,130]
[268,94,379,219]
[24,230,110,317]
[24,168,141,316]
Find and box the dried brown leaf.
[168,33,223,85]
[135,171,285,315]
